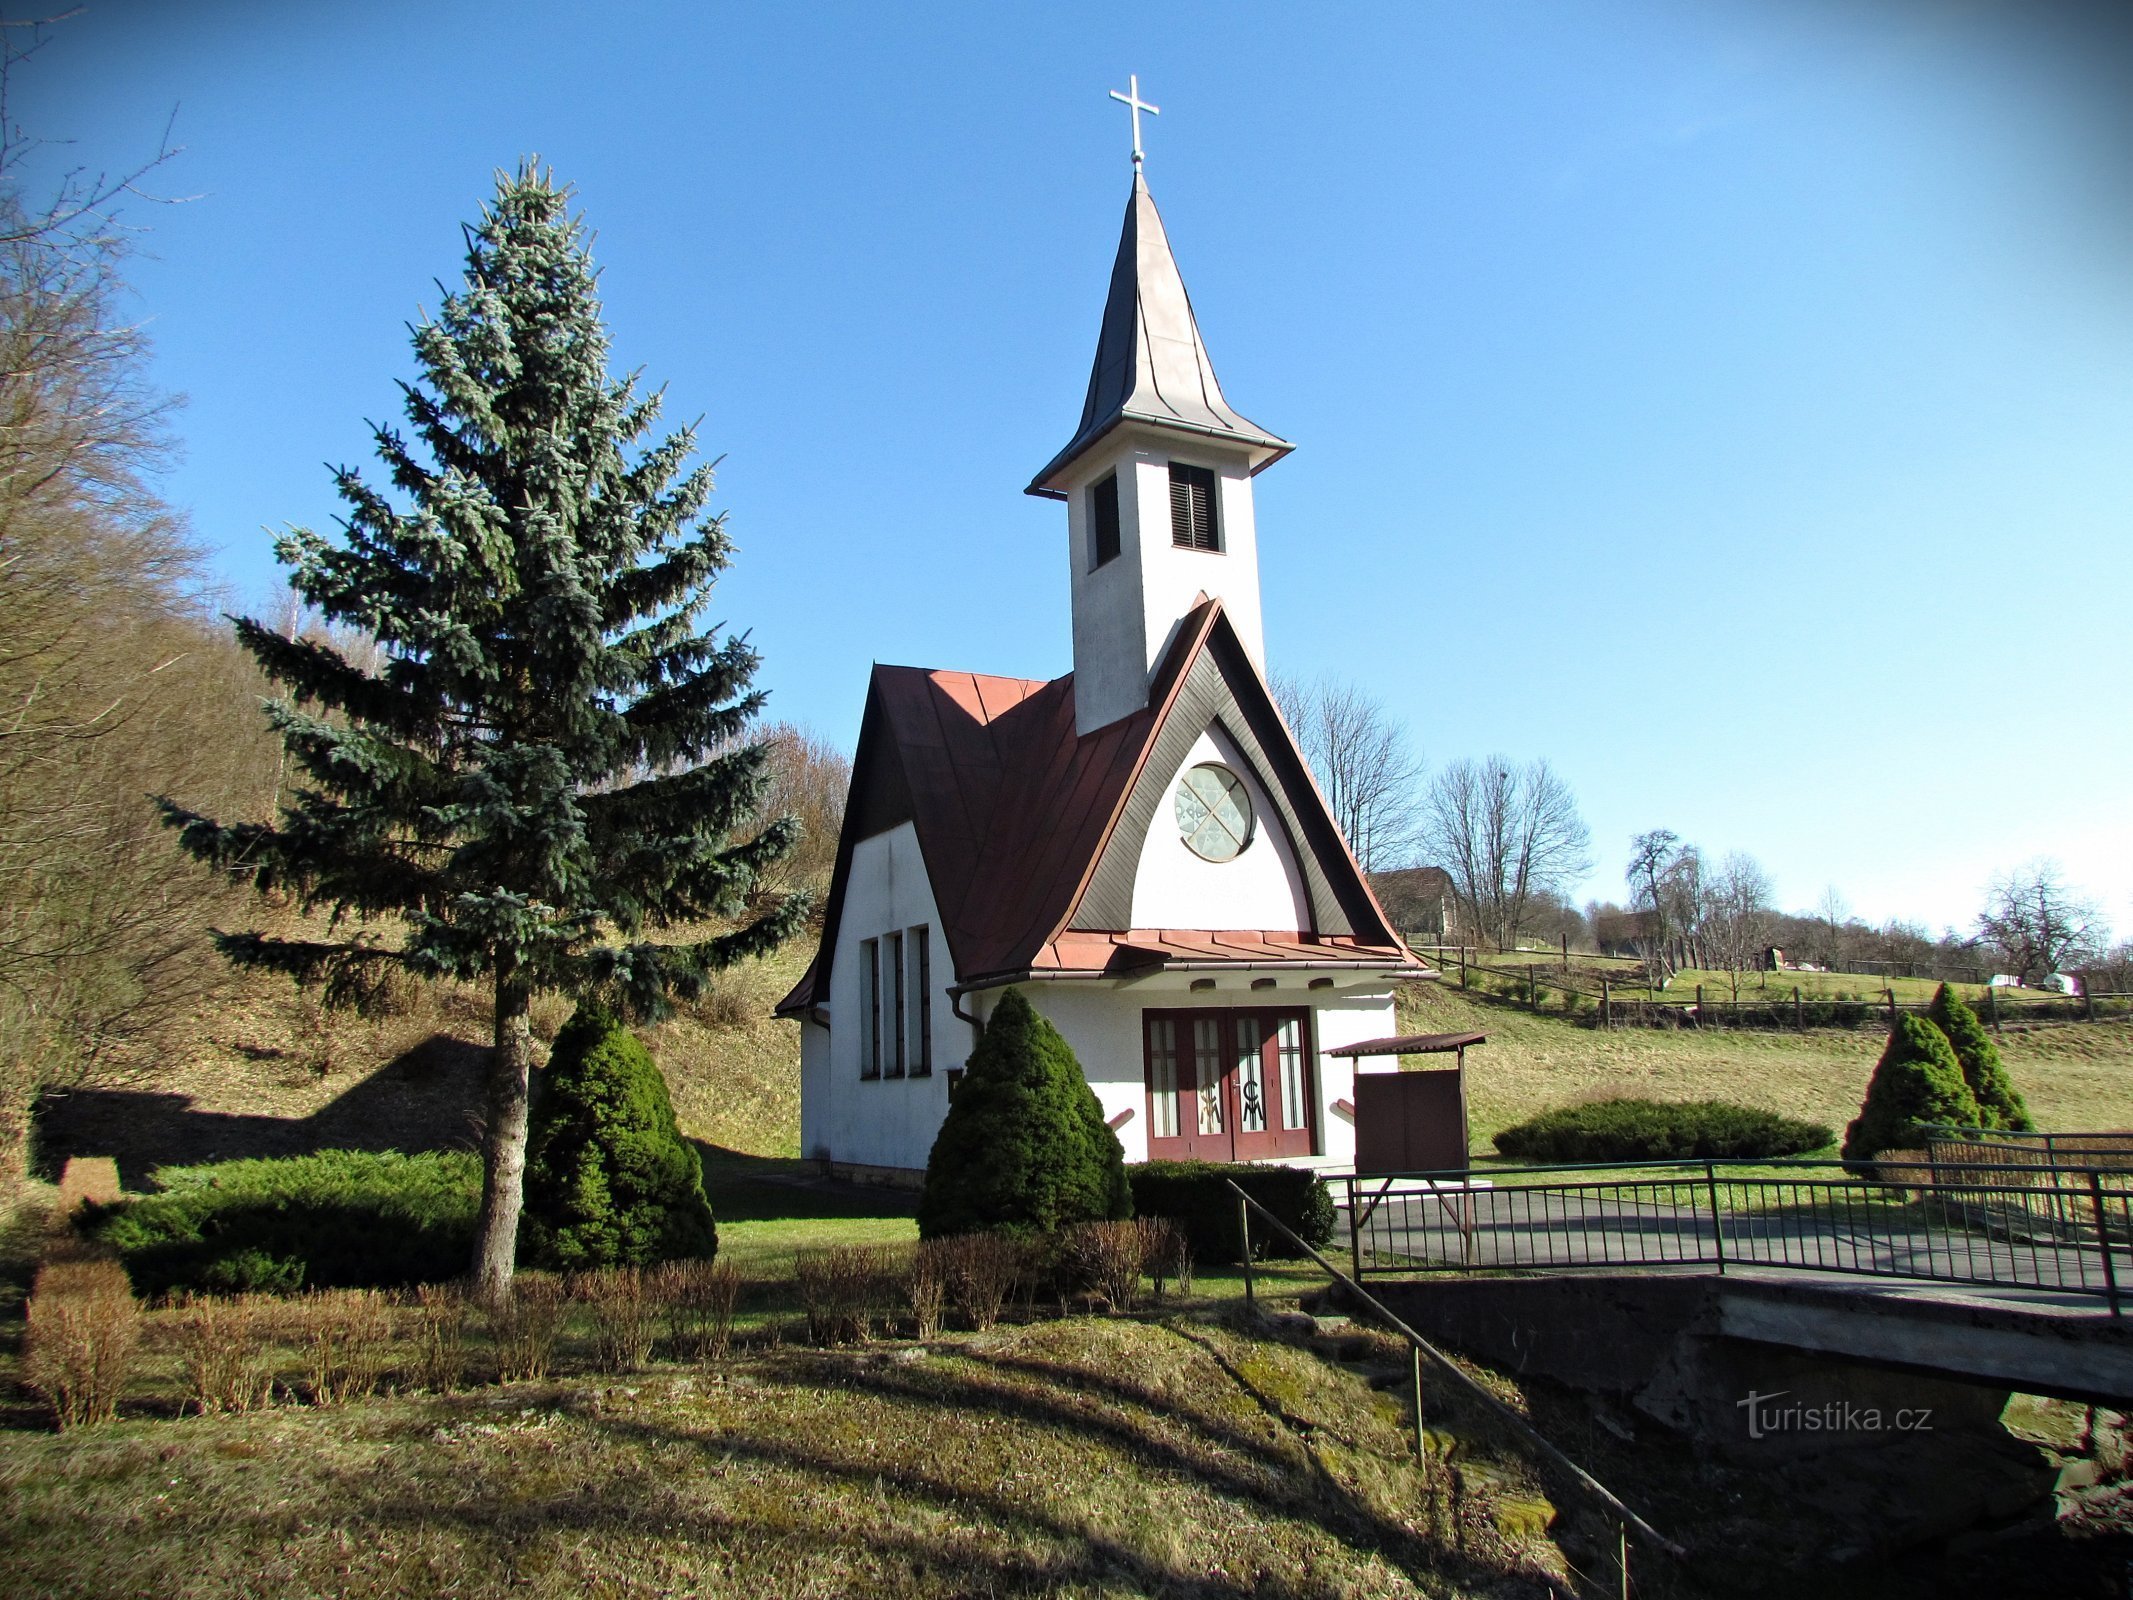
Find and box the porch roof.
[1327,1031,1485,1058]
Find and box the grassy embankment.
[1397,978,2133,1159]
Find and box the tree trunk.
[472,969,536,1304]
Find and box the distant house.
[1368,866,1459,941]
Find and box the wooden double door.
[1142,1007,1317,1162]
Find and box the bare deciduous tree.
[1270,672,1424,872]
[1976,862,2106,986]
[1706,851,1775,1001]
[753,723,851,906]
[1422,757,1591,951]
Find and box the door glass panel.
[1234,1016,1266,1132]
[1278,1017,1307,1130]
[1193,1018,1224,1134]
[1148,1019,1179,1139]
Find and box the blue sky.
[27,0,2133,937]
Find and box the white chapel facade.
[779,123,1421,1180]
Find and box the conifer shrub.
[1927,984,2034,1132]
[1494,1099,1833,1163]
[1126,1162,1336,1264]
[917,988,1132,1239]
[520,1001,718,1271]
[1842,1014,1982,1163]
[90,1150,480,1294]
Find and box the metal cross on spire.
[1109,74,1160,169]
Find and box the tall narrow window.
[1147,1018,1179,1138]
[887,931,906,1078]
[1192,1017,1224,1134]
[1168,462,1217,551]
[910,926,932,1076]
[1089,473,1121,569]
[1277,1017,1308,1131]
[859,938,881,1079]
[1234,1016,1267,1133]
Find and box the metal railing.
[1226,1178,1685,1575]
[1344,1159,2133,1312]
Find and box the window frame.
[1088,472,1121,569]
[1167,461,1219,553]
[910,926,933,1076]
[859,937,881,1080]
[887,930,906,1078]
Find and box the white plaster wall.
[1060,427,1264,735]
[1128,726,1308,932]
[817,822,971,1172]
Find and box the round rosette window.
[1174,762,1254,862]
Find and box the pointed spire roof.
[1027,172,1291,498]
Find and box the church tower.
[1027,118,1291,736]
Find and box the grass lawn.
[1397,981,2133,1156]
[0,1314,1584,1600]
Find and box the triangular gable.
[1062,607,1397,947]
[778,601,1406,1014]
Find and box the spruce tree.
[1927,984,2033,1132]
[159,166,805,1299]
[917,988,1132,1239]
[522,1000,716,1269]
[1841,1013,1982,1164]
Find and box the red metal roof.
[776,601,1421,1016]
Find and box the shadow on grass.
[692,1141,917,1224]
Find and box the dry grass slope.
[0,1316,1568,1599]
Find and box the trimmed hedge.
[1927,985,2033,1133]
[89,1149,481,1294]
[1493,1099,1834,1163]
[1843,1014,1980,1163]
[920,989,1132,1239]
[521,1000,718,1270]
[1127,1161,1336,1264]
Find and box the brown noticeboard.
[1353,1069,1469,1175]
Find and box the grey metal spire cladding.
[1027,172,1291,498]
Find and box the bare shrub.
[576,1266,655,1373]
[409,1283,470,1394]
[941,1233,1021,1332]
[1136,1216,1191,1301]
[1059,1220,1146,1314]
[906,1241,949,1340]
[794,1246,882,1346]
[170,1292,275,1415]
[292,1287,393,1406]
[488,1271,567,1383]
[24,1258,140,1428]
[651,1258,740,1360]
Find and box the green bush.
[1126,1161,1335,1264]
[1927,985,2033,1132]
[1842,1014,1981,1163]
[1493,1098,1834,1163]
[521,1001,717,1270]
[918,988,1131,1239]
[90,1150,481,1294]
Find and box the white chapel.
[778,104,1423,1181]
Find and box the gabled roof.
[776,602,1418,1017]
[1027,172,1291,499]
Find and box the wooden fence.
[1406,946,2131,1034]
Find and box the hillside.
[30,943,814,1188]
[1398,979,2133,1153]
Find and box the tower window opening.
[1168,462,1218,552]
[1089,473,1121,569]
